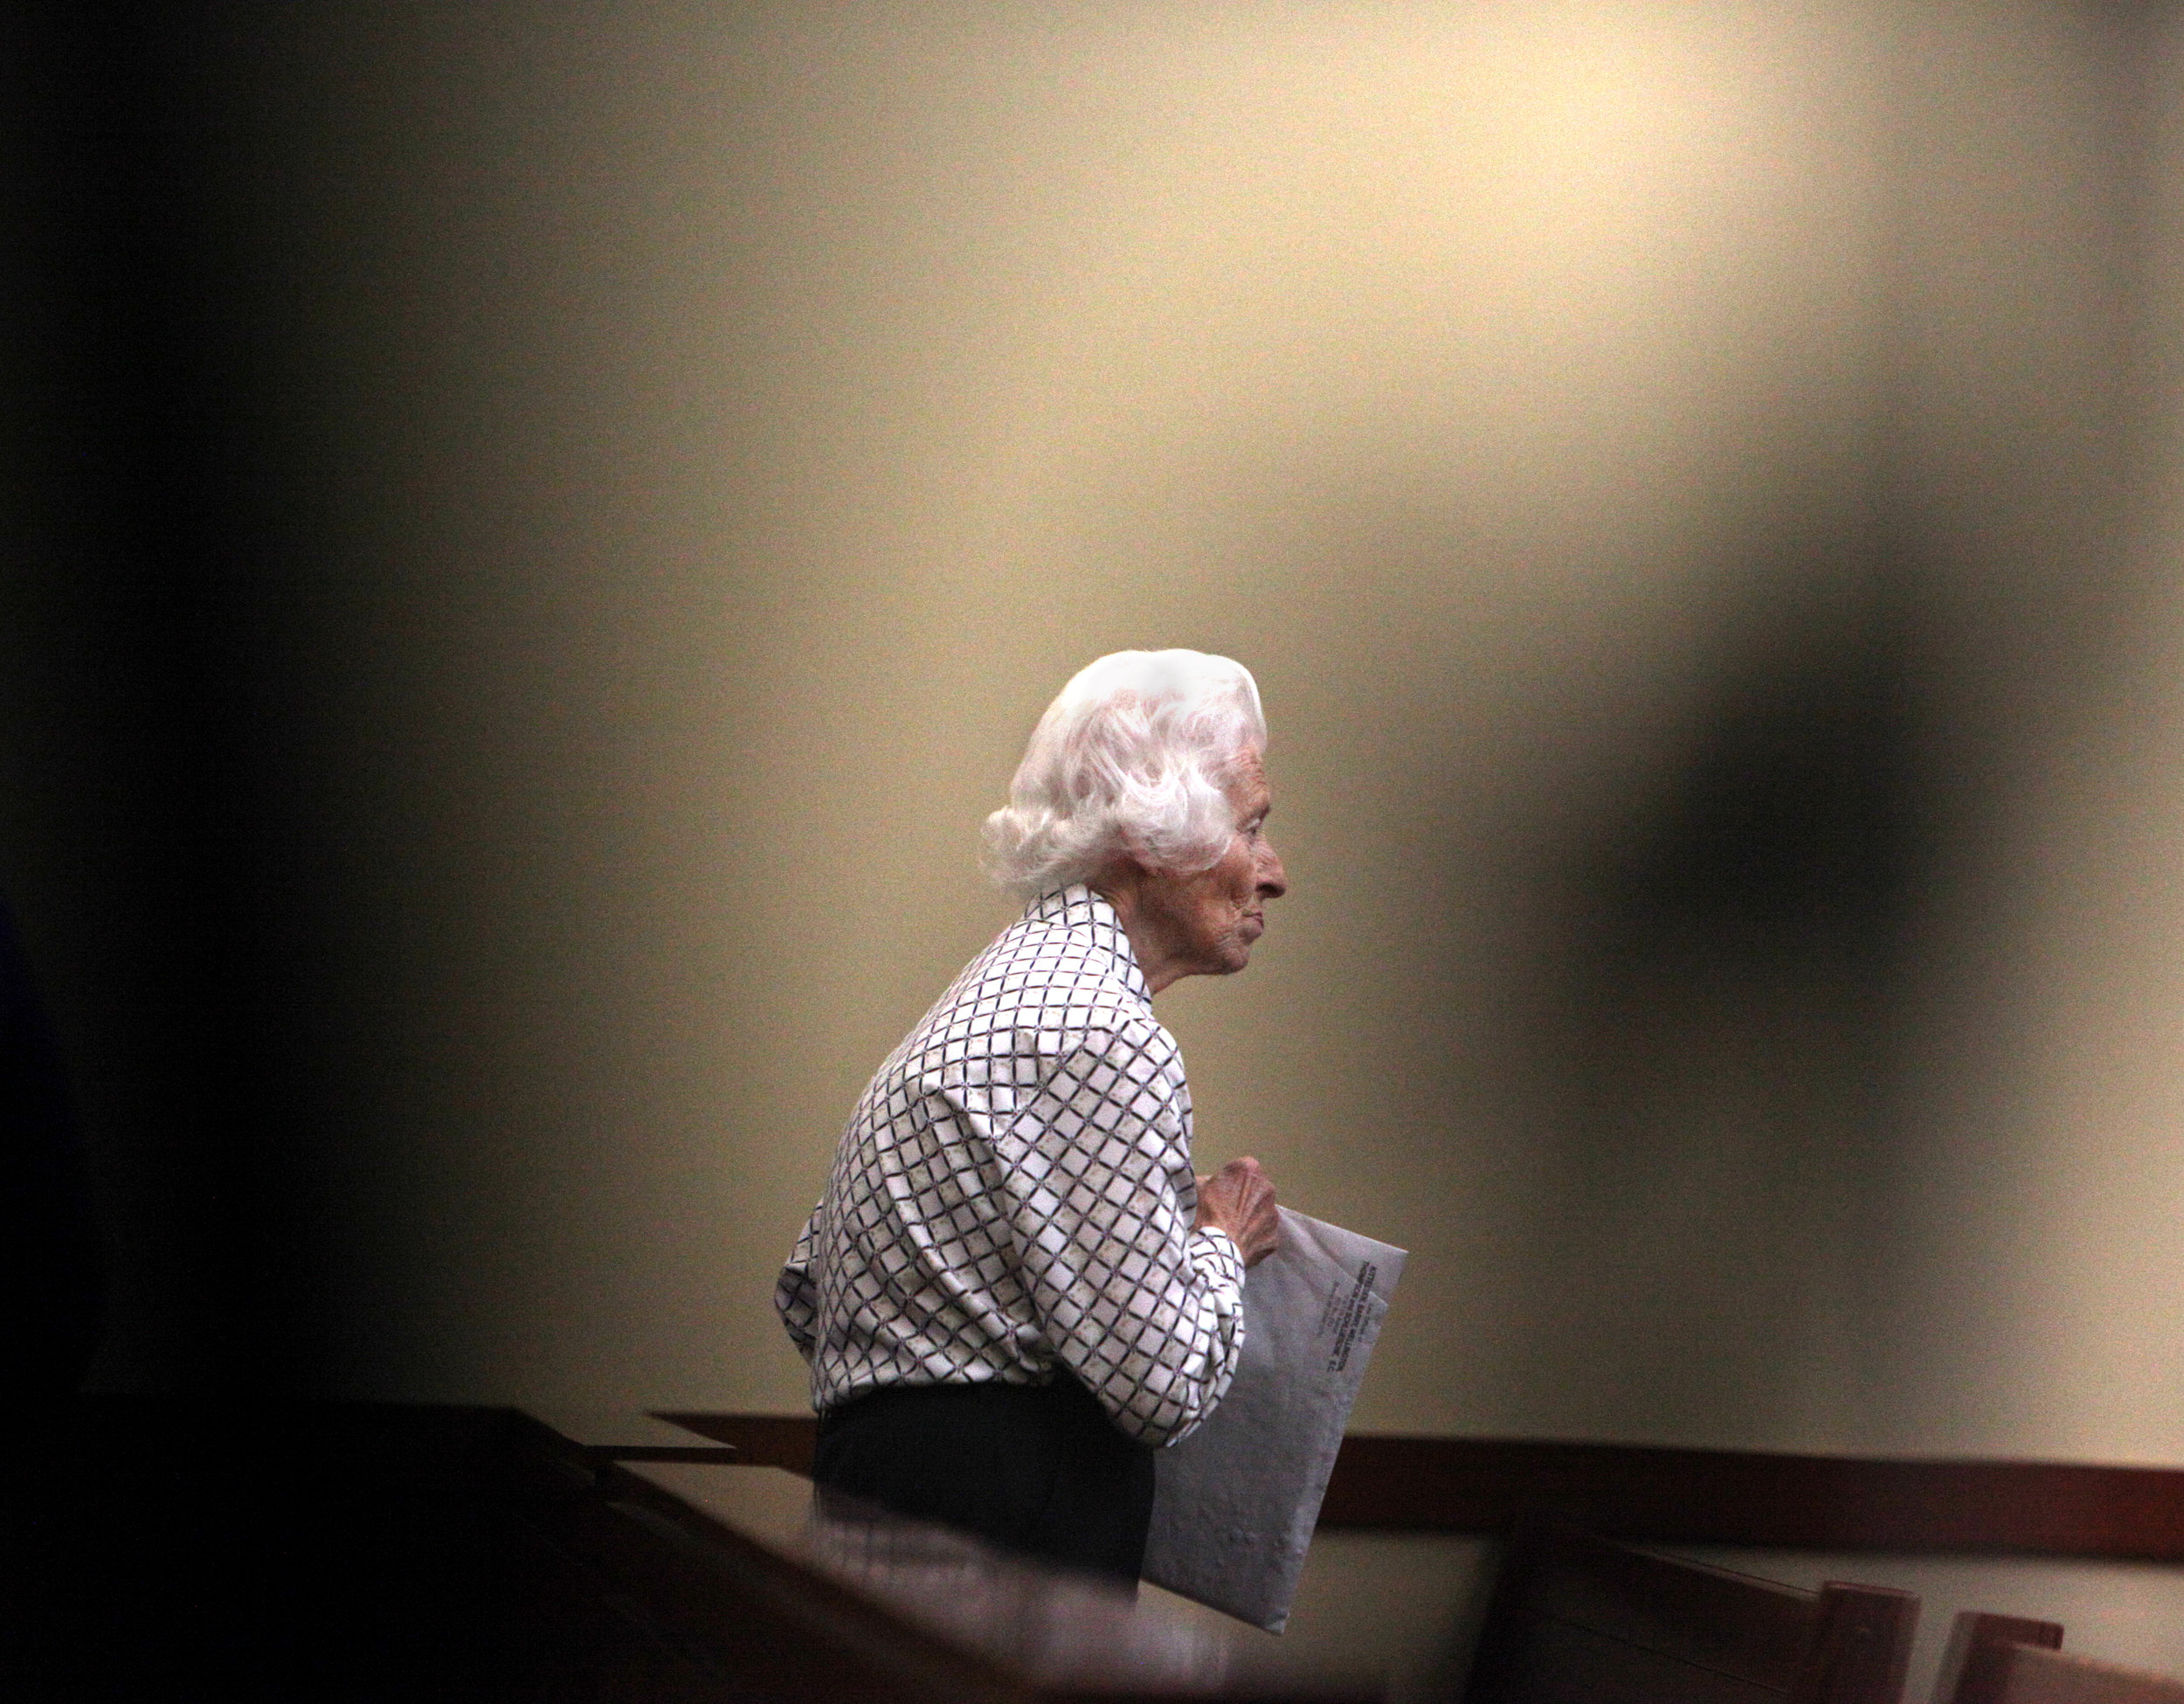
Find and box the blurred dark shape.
[1605,570,1922,960]
[0,898,106,1397]
[1469,551,1939,1438]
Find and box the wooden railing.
[655,1412,2184,1559]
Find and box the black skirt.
[812,1372,1157,1581]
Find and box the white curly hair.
[982,650,1267,900]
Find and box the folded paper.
[1141,1207,1406,1631]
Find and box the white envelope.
[1140,1206,1406,1631]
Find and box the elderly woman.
[776,649,1287,1579]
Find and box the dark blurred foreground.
[1,1403,549,1701]
[0,1402,832,1702]
[0,1400,1356,1702]
[19,1402,2184,1701]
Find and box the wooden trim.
[512,1407,741,1469]
[655,1415,2184,1559]
[654,1412,817,1474]
[1314,1436,2184,1557]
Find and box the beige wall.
[22,2,2184,1458]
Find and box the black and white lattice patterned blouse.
[775,883,1246,1446]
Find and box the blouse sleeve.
[774,1205,822,1362]
[987,1022,1246,1446]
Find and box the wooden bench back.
[1934,1614,2184,1704]
[1463,1518,1918,1704]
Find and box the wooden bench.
[1462,1517,1918,1704]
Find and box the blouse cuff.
[1188,1225,1248,1310]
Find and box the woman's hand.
[1192,1156,1280,1267]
